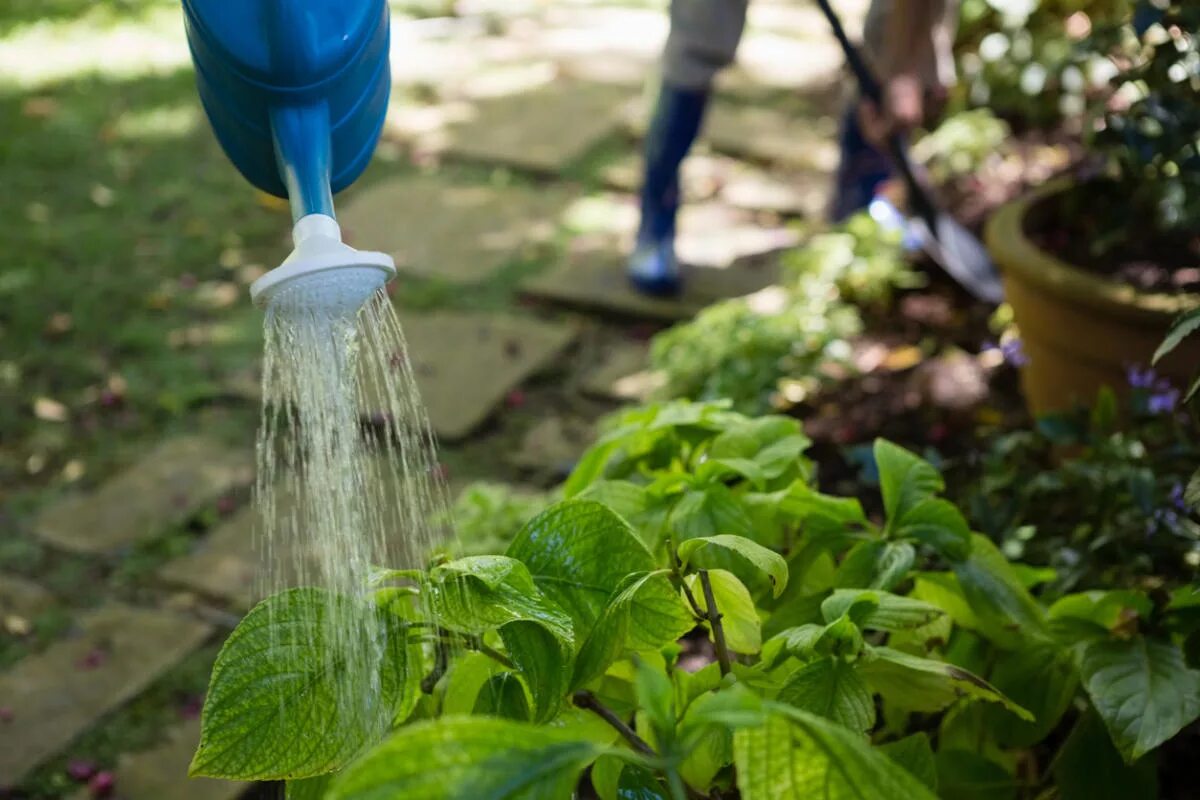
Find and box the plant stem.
[421,629,454,694]
[672,556,706,621]
[572,690,656,757]
[698,570,732,677]
[470,636,516,670]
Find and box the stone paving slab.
[441,81,634,173]
[703,102,840,171]
[35,438,252,556]
[65,719,246,800]
[562,194,798,272]
[362,311,578,440]
[338,174,569,284]
[0,604,213,786]
[157,506,261,612]
[0,574,54,621]
[522,248,780,322]
[601,150,826,218]
[510,416,593,474]
[580,343,663,403]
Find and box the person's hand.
[857,71,923,146]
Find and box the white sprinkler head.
[250,214,395,316]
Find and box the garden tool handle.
[812,0,936,222]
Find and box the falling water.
[254,283,451,732]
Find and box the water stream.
[254,286,450,727]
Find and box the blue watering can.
[183,0,396,313]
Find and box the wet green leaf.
[507,500,657,642]
[678,535,789,598]
[191,588,419,780]
[777,657,876,732]
[820,589,943,632]
[327,716,608,800]
[859,646,1032,720]
[734,705,938,800]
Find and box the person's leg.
[629,0,748,296]
[831,0,957,225]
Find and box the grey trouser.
[662,0,957,92]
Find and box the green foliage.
[648,214,919,414]
[446,482,555,556]
[1089,1,1200,242]
[955,0,1131,127]
[965,395,1200,592]
[191,588,420,780]
[192,401,1200,798]
[912,109,1012,185]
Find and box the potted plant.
[985,0,1200,415]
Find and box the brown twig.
[572,690,657,757]
[698,571,732,677]
[470,636,517,670]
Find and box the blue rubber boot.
[628,84,710,297]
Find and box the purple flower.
[1148,388,1180,415]
[1000,338,1029,367]
[1169,482,1187,510]
[1127,365,1157,388]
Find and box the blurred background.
[1,0,1196,798]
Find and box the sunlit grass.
[0,4,187,90]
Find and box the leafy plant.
[442,481,555,556]
[187,400,1200,797]
[965,386,1200,592]
[1088,0,1200,243]
[649,215,919,415]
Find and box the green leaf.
[1078,634,1200,761]
[676,688,759,793]
[820,589,943,632]
[589,754,625,800]
[984,644,1078,748]
[573,572,693,690]
[327,716,607,800]
[911,572,982,630]
[500,621,571,722]
[872,542,916,591]
[1152,307,1200,364]
[934,749,1016,800]
[1054,710,1158,800]
[733,705,939,800]
[507,500,656,642]
[874,440,943,524]
[669,485,756,542]
[894,498,971,561]
[443,652,505,716]
[858,646,1032,720]
[878,734,937,792]
[633,657,676,752]
[427,556,574,644]
[678,535,789,598]
[686,569,761,654]
[777,657,876,733]
[616,764,670,799]
[473,673,532,721]
[952,534,1048,646]
[287,775,334,800]
[191,589,419,780]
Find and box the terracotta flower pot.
[985,179,1200,417]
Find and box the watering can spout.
[183,0,395,310]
